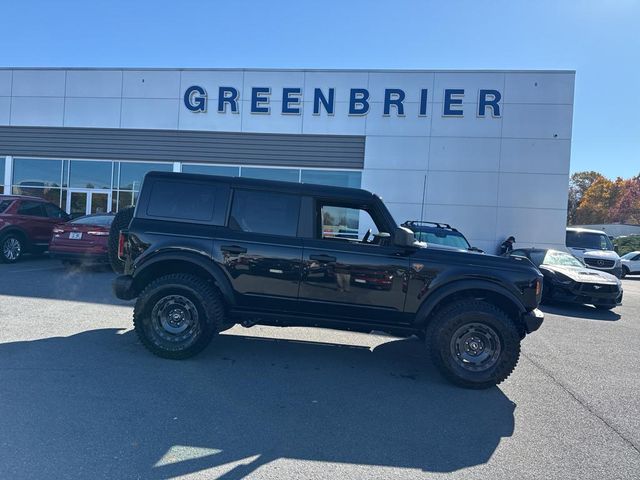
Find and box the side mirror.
[394,226,416,248]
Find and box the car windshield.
[621,251,638,260]
[530,250,584,268]
[71,215,114,226]
[566,231,614,250]
[413,230,471,249]
[0,199,13,213]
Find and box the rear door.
[299,201,411,325]
[214,188,303,313]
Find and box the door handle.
[221,245,247,255]
[310,254,337,263]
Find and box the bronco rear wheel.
[427,300,521,389]
[133,273,224,359]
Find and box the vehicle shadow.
[540,303,621,321]
[0,256,130,306]
[0,328,516,479]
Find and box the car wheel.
[1,234,24,263]
[594,304,616,310]
[133,273,224,359]
[621,266,629,279]
[426,300,521,389]
[108,206,135,274]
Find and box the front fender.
[413,279,526,327]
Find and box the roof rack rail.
[402,220,456,230]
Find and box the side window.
[44,203,67,219]
[319,204,381,242]
[229,189,300,237]
[145,180,227,224]
[17,201,46,217]
[633,254,640,261]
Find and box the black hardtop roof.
[144,171,377,201]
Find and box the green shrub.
[614,235,640,256]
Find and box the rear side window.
[17,201,46,217]
[146,180,227,224]
[0,200,13,213]
[229,189,300,237]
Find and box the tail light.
[52,227,65,233]
[87,231,109,236]
[535,278,542,296]
[118,231,126,260]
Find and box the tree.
[610,176,640,224]
[567,171,605,224]
[574,177,619,224]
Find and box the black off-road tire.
[426,300,521,389]
[108,206,134,273]
[133,273,224,359]
[621,266,629,279]
[0,233,24,263]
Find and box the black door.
[299,203,411,324]
[214,188,303,313]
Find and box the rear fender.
[132,250,235,306]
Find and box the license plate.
[69,232,82,240]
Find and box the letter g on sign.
[184,85,207,112]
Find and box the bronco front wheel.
[427,300,521,389]
[133,273,224,359]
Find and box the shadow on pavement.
[0,257,129,306]
[0,328,516,479]
[540,303,621,321]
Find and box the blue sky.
[1,0,638,178]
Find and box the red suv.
[0,195,70,263]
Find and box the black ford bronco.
[113,172,543,388]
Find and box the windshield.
[0,199,13,213]
[71,215,114,226]
[566,231,614,251]
[414,230,471,249]
[530,250,584,268]
[621,251,638,260]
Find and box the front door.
[299,203,412,325]
[66,190,112,218]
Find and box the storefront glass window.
[12,186,61,206]
[119,162,172,190]
[0,157,4,194]
[241,167,299,183]
[182,164,239,177]
[69,160,113,189]
[12,158,63,188]
[301,170,362,188]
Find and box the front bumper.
[113,274,136,300]
[523,308,544,333]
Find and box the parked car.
[113,171,544,389]
[620,251,640,277]
[566,227,622,278]
[49,214,114,266]
[510,248,622,309]
[0,195,70,263]
[401,221,484,252]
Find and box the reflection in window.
[12,186,61,206]
[69,160,112,189]
[301,170,361,188]
[119,162,172,190]
[182,164,239,177]
[241,167,299,183]
[0,157,4,194]
[321,206,377,240]
[13,158,63,188]
[229,190,299,236]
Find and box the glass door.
[66,189,112,218]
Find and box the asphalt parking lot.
[1,257,639,479]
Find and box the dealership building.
[0,68,574,252]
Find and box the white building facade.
[0,68,574,253]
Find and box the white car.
[621,251,640,277]
[566,227,622,278]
